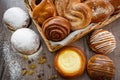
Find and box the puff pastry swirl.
[55,0,92,31]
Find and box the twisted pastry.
[85,0,114,23]
[55,0,92,31]
[32,0,56,25]
[42,16,71,42]
[107,0,120,14]
[30,0,41,9]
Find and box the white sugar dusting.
[12,44,43,60]
[3,7,29,30]
[3,40,43,80]
[11,28,40,55]
[92,6,108,17]
[3,41,22,80]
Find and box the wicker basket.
[24,0,120,52]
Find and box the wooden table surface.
[0,0,120,80]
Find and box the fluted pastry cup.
[54,46,86,78]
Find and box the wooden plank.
[0,0,120,80]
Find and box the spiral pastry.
[32,0,56,24]
[42,16,71,42]
[55,0,92,31]
[85,0,114,23]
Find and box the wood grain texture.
[0,0,120,80]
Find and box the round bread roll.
[85,0,114,23]
[87,54,115,80]
[89,29,116,54]
[54,46,86,78]
[11,28,40,55]
[3,7,30,31]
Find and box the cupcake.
[3,7,30,31]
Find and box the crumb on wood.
[29,63,36,69]
[47,64,51,68]
[42,51,46,55]
[52,74,58,79]
[38,74,42,80]
[38,56,47,64]
[28,60,32,64]
[28,69,34,75]
[22,55,28,60]
[47,74,58,80]
[22,68,27,76]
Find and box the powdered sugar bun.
[3,7,30,30]
[89,29,116,54]
[11,28,40,55]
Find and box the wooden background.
[0,0,120,80]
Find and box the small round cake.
[89,29,116,54]
[11,28,40,55]
[87,54,115,80]
[54,46,86,78]
[3,7,30,30]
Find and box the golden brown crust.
[55,0,92,31]
[54,46,86,78]
[89,29,116,54]
[42,16,71,42]
[30,0,37,9]
[107,0,120,14]
[85,0,114,23]
[87,54,115,80]
[32,0,56,24]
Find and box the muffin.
[89,29,116,54]
[3,7,30,31]
[11,28,40,55]
[54,46,86,78]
